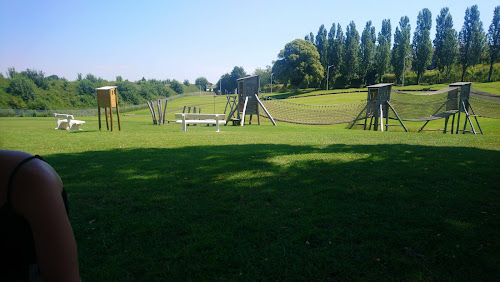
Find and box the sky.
[0,0,496,84]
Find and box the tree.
[195,77,209,90]
[315,24,329,87]
[434,7,458,82]
[487,6,500,82]
[170,79,184,94]
[381,19,392,47]
[459,5,486,81]
[253,66,272,90]
[341,21,360,85]
[7,67,17,78]
[77,79,95,96]
[116,75,123,82]
[116,81,140,104]
[183,79,190,86]
[392,16,412,84]
[412,8,433,84]
[7,75,37,102]
[272,39,324,91]
[327,23,336,66]
[308,32,315,44]
[21,68,49,90]
[328,24,344,88]
[359,21,376,84]
[375,19,391,83]
[229,66,247,91]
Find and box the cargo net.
[260,97,366,125]
[469,88,500,119]
[389,87,459,121]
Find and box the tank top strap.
[6,155,44,206]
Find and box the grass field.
[1,89,499,280]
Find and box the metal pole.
[326,65,333,91]
[402,55,410,87]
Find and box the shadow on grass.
[46,144,500,281]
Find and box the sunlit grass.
[0,88,499,280]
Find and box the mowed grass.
[1,91,499,280]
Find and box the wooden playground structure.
[224,75,276,126]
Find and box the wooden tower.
[450,82,483,135]
[349,83,407,132]
[225,75,276,126]
[96,86,121,131]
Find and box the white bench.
[175,113,226,132]
[54,113,85,130]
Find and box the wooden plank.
[241,96,249,126]
[254,95,276,126]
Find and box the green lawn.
[1,90,499,280]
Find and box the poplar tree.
[328,24,344,88]
[487,6,500,82]
[360,21,376,84]
[315,24,329,87]
[381,19,392,47]
[392,16,412,84]
[459,5,486,81]
[342,21,360,85]
[327,23,336,66]
[375,19,391,83]
[434,7,458,82]
[412,8,433,84]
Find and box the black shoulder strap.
[7,155,44,205]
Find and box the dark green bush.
[170,80,184,94]
[7,75,37,102]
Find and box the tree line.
[271,5,499,91]
[0,68,210,110]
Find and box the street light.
[402,55,411,87]
[326,65,334,91]
[270,73,274,94]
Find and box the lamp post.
[270,73,274,94]
[326,65,334,91]
[402,55,411,87]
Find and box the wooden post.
[98,106,102,130]
[162,100,168,124]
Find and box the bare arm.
[11,158,80,282]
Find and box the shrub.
[7,75,37,102]
[117,81,140,104]
[422,70,441,84]
[77,79,96,96]
[382,73,396,83]
[28,99,50,110]
[8,96,27,109]
[170,80,184,94]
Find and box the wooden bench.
[175,113,225,132]
[54,113,85,130]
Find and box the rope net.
[470,88,500,119]
[258,87,500,125]
[260,98,366,125]
[389,87,459,121]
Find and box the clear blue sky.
[0,0,496,84]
